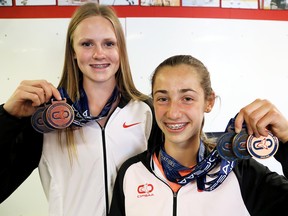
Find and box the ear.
[205,91,215,113]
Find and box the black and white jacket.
[109,133,288,216]
[0,96,158,216]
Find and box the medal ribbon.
[224,114,247,133]
[160,135,236,191]
[58,86,119,127]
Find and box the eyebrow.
[153,88,197,95]
[180,88,197,93]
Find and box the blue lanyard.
[58,86,119,127]
[159,141,235,191]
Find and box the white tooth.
[167,124,184,130]
[93,64,106,68]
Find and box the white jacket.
[39,99,153,216]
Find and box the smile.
[165,123,186,130]
[90,63,109,68]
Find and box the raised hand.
[3,80,62,118]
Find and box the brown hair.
[151,54,216,151]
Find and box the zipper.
[173,191,178,216]
[101,126,109,216]
[152,171,179,216]
[98,106,119,216]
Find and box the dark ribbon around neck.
[159,124,236,192]
[58,86,119,127]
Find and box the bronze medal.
[247,132,279,159]
[232,130,251,160]
[31,106,55,133]
[216,131,238,161]
[43,99,74,129]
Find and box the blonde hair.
[57,3,149,159]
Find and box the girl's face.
[153,64,213,149]
[73,16,120,88]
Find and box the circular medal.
[43,99,74,129]
[232,130,251,160]
[246,132,279,159]
[42,105,57,131]
[216,131,238,161]
[31,106,55,133]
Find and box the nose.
[166,101,182,119]
[92,45,105,59]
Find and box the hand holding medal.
[217,98,287,161]
[3,80,62,118]
[217,117,279,161]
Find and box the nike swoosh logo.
[123,122,141,128]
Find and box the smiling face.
[72,16,120,89]
[153,63,214,151]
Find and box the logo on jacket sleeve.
[137,183,154,198]
[123,122,141,128]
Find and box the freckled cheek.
[114,60,120,70]
[154,107,166,123]
[74,50,92,63]
[74,55,91,73]
[75,57,86,70]
[192,112,205,126]
[111,51,120,66]
[155,117,164,131]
